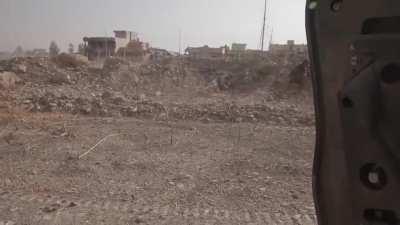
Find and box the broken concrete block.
[15,64,27,73]
[0,71,21,89]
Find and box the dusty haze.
[0,0,307,52]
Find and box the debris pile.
[102,57,129,71]
[15,87,312,126]
[0,72,22,89]
[0,56,91,85]
[189,55,310,93]
[0,55,313,126]
[52,53,88,68]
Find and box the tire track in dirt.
[0,190,316,224]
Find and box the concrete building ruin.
[114,30,138,52]
[113,30,149,59]
[150,48,172,61]
[269,40,307,56]
[231,43,247,52]
[82,30,150,61]
[244,49,269,59]
[223,40,308,62]
[115,40,149,59]
[83,37,116,60]
[185,45,228,60]
[229,43,247,60]
[268,40,308,67]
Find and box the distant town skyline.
[0,0,307,52]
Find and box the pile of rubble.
[189,55,310,93]
[0,71,22,89]
[163,102,313,125]
[14,85,312,126]
[24,99,312,126]
[0,56,313,126]
[0,56,91,86]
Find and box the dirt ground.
[0,56,316,225]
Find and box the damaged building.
[185,45,228,60]
[116,40,149,59]
[83,37,116,60]
[244,49,269,59]
[269,40,307,56]
[150,48,172,61]
[82,30,150,61]
[228,43,247,60]
[114,30,138,51]
[114,30,149,59]
[268,40,308,67]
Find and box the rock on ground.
[0,72,21,89]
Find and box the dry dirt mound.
[14,86,312,126]
[0,56,92,85]
[0,72,22,89]
[52,53,88,68]
[0,56,313,126]
[188,56,311,96]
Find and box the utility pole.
[269,27,274,47]
[260,0,267,51]
[179,29,182,55]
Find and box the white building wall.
[114,31,138,51]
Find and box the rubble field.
[0,55,316,225]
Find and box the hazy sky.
[0,0,307,52]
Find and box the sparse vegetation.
[49,41,60,58]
